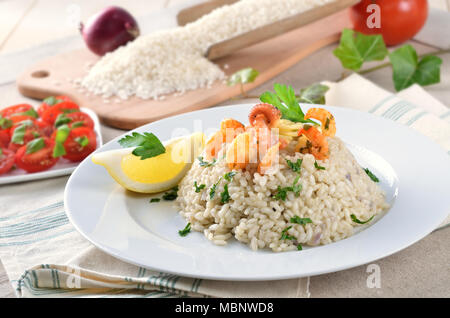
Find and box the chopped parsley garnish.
[150,198,161,203]
[209,177,222,199]
[290,216,312,225]
[224,171,237,181]
[198,156,217,167]
[286,158,302,172]
[314,161,326,170]
[52,124,70,158]
[162,186,178,201]
[260,83,317,124]
[194,181,206,193]
[350,214,375,225]
[274,175,302,201]
[178,223,191,237]
[118,132,166,160]
[25,137,45,154]
[220,184,231,204]
[280,226,295,241]
[364,168,379,182]
[297,244,303,251]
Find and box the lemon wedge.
[92,132,205,193]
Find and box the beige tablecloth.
[0,74,448,297]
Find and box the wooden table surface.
[0,0,449,298]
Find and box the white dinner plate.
[64,104,450,281]
[0,108,102,185]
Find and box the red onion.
[80,6,140,56]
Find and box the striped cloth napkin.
[0,74,448,298]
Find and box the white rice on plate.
[176,137,389,252]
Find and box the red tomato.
[60,127,97,162]
[350,0,428,46]
[35,119,54,137]
[0,148,15,175]
[9,115,36,125]
[0,104,33,118]
[8,122,41,152]
[15,138,58,173]
[0,131,11,148]
[37,95,73,117]
[65,112,95,129]
[41,101,80,124]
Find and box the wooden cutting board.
[17,10,351,130]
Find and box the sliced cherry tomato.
[8,122,42,152]
[35,119,54,137]
[9,115,37,126]
[56,127,97,162]
[62,112,94,129]
[37,95,73,117]
[350,0,428,46]
[0,104,33,118]
[0,131,11,148]
[0,148,15,175]
[41,101,80,124]
[15,137,58,173]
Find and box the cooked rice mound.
[177,137,389,252]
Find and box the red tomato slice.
[41,101,80,124]
[0,104,33,118]
[10,115,37,126]
[0,130,10,148]
[65,112,94,129]
[37,95,73,117]
[35,119,54,137]
[9,122,42,152]
[15,137,58,173]
[0,148,15,175]
[60,127,97,162]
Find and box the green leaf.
[52,124,71,158]
[333,29,388,71]
[118,132,166,160]
[297,244,303,251]
[194,181,206,193]
[298,84,329,105]
[162,186,179,201]
[54,114,72,127]
[224,171,236,181]
[11,120,34,145]
[290,216,312,225]
[178,223,191,237]
[150,198,161,203]
[351,214,374,225]
[209,177,222,199]
[220,183,230,204]
[364,167,379,182]
[43,96,63,106]
[0,116,13,129]
[11,108,39,119]
[314,161,326,170]
[25,137,45,154]
[75,136,89,148]
[389,45,442,91]
[71,121,85,128]
[260,83,315,124]
[227,67,259,86]
[273,175,302,201]
[280,226,295,241]
[286,158,302,173]
[198,156,217,167]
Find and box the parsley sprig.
[314,161,326,170]
[364,168,379,183]
[178,223,191,237]
[194,181,206,193]
[351,214,374,225]
[198,156,217,167]
[118,132,166,160]
[260,83,317,124]
[274,175,302,201]
[290,216,312,225]
[280,226,295,241]
[286,158,302,173]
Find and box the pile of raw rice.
[81,0,335,100]
[176,137,389,252]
